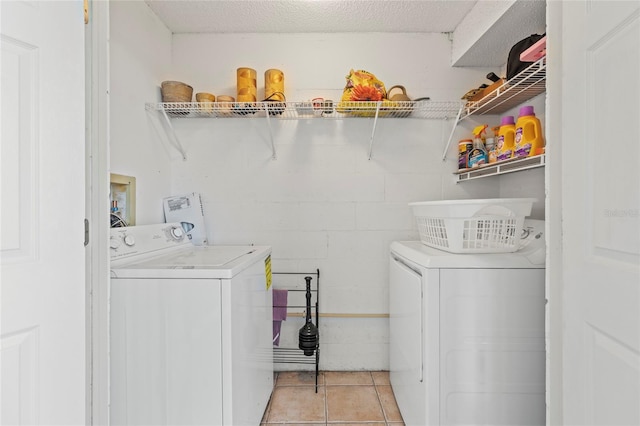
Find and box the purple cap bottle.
[500,115,515,126]
[519,105,535,117]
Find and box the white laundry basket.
[409,198,536,253]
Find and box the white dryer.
[109,223,273,426]
[389,219,546,426]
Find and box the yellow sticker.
[264,255,272,290]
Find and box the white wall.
[168,33,503,370]
[109,13,546,370]
[109,1,173,224]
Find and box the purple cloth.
[273,289,288,346]
[273,289,288,321]
[273,321,283,346]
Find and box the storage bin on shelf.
[409,198,535,253]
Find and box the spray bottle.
[467,124,488,168]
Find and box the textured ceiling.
[144,0,478,34]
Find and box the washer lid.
[391,240,545,269]
[148,245,256,267]
[111,245,272,279]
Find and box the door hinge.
[84,218,90,246]
[84,0,89,24]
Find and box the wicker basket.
[161,81,193,103]
[195,92,215,103]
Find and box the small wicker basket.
[161,81,193,103]
[195,92,215,103]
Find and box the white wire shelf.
[455,154,546,182]
[461,58,546,118]
[442,57,547,183]
[145,100,464,160]
[145,100,463,120]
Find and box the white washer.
[389,219,546,426]
[109,223,273,426]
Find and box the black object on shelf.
[272,269,320,392]
[298,276,319,356]
[486,72,501,82]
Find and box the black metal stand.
[272,269,320,392]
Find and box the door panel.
[588,6,639,263]
[561,2,640,425]
[587,327,640,424]
[0,35,37,262]
[1,328,38,424]
[1,1,86,424]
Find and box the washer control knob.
[109,236,121,249]
[170,226,185,240]
[123,234,135,247]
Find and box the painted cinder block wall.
[110,1,545,370]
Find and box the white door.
[1,1,86,424]
[560,1,640,425]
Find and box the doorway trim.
[545,2,563,425]
[85,1,110,424]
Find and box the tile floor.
[261,371,404,425]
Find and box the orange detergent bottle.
[514,105,544,158]
[496,115,516,161]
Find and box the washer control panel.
[110,222,191,260]
[519,219,545,250]
[518,219,546,265]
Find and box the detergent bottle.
[486,137,496,163]
[467,124,488,168]
[486,126,499,163]
[458,139,473,169]
[496,116,516,161]
[514,105,544,158]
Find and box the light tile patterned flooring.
[261,371,405,425]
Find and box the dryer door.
[390,254,423,383]
[389,253,430,425]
